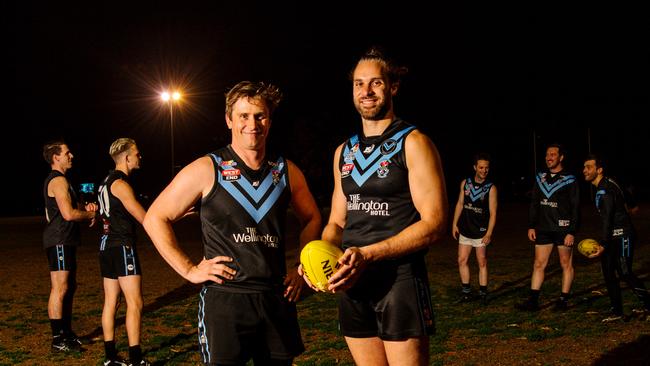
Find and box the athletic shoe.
[601,314,623,323]
[552,298,568,311]
[104,359,128,366]
[602,308,625,323]
[128,359,151,366]
[51,335,83,352]
[515,297,539,311]
[455,293,473,303]
[479,292,489,306]
[65,331,86,345]
[632,308,650,321]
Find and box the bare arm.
[288,160,322,256]
[111,179,146,224]
[359,130,447,260]
[451,179,466,240]
[143,156,235,284]
[482,185,498,245]
[49,176,95,222]
[329,131,448,292]
[284,160,322,301]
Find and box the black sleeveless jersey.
[98,170,137,249]
[458,177,493,239]
[339,119,421,263]
[595,177,634,242]
[43,170,81,248]
[200,146,292,292]
[528,170,580,233]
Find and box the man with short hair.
[42,140,97,352]
[451,153,497,305]
[97,138,150,366]
[583,154,650,322]
[144,81,321,365]
[517,143,579,311]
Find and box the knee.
[458,256,469,266]
[127,296,144,312]
[478,258,488,269]
[533,260,547,271]
[52,283,69,298]
[560,259,574,270]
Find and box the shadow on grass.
[593,334,650,366]
[80,283,200,343]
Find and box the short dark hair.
[351,46,408,85]
[225,81,282,119]
[43,140,66,165]
[547,143,565,157]
[584,153,605,170]
[473,152,491,165]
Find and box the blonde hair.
[109,138,136,163]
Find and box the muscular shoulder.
[48,175,69,196]
[404,129,437,160]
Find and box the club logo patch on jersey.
[344,144,359,163]
[222,169,241,181]
[272,169,281,185]
[219,160,237,167]
[377,160,390,178]
[341,163,354,178]
[363,144,375,154]
[380,139,398,155]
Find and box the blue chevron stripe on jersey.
[595,189,606,208]
[466,179,492,202]
[536,173,576,199]
[210,154,287,223]
[345,126,415,187]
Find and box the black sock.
[50,319,64,337]
[105,340,117,360]
[479,285,488,295]
[129,345,142,364]
[530,289,540,302]
[62,315,72,336]
[560,292,569,302]
[461,283,471,294]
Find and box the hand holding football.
[577,238,602,257]
[300,240,343,292]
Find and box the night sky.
[8,3,649,217]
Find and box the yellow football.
[577,238,601,257]
[300,240,343,292]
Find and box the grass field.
[1,202,649,365]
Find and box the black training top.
[98,170,137,249]
[43,170,81,248]
[595,177,634,244]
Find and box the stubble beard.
[356,98,391,121]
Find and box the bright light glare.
[172,91,181,100]
[160,92,170,101]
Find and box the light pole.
[161,90,181,179]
